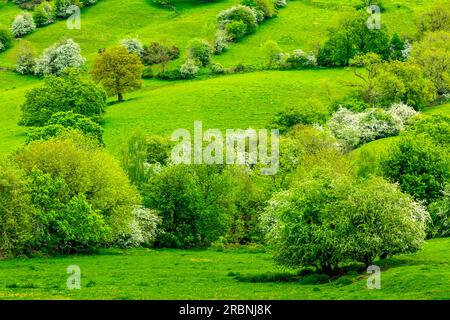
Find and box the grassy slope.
[0,238,448,300]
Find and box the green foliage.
[12,132,141,253]
[20,71,106,127]
[389,33,406,61]
[26,111,104,145]
[262,159,429,273]
[381,135,450,204]
[0,161,35,256]
[272,101,328,134]
[91,45,143,102]
[263,40,281,68]
[241,0,275,21]
[33,1,55,27]
[141,42,179,69]
[15,40,36,75]
[187,38,212,67]
[0,27,13,52]
[418,5,450,34]
[318,11,390,67]
[217,5,258,41]
[428,184,450,238]
[143,165,232,248]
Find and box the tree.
[411,31,450,94]
[11,12,36,38]
[217,5,258,40]
[91,46,143,102]
[381,135,450,204]
[120,38,144,57]
[20,71,106,127]
[34,38,85,76]
[418,5,450,34]
[142,42,179,71]
[15,40,36,75]
[33,1,55,27]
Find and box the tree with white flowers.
[11,12,36,38]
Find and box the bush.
[34,38,85,76]
[20,71,106,127]
[428,185,450,238]
[327,104,415,150]
[272,103,328,134]
[33,1,55,27]
[381,136,450,203]
[143,165,232,248]
[0,161,35,256]
[55,0,78,18]
[115,206,161,248]
[15,41,36,75]
[217,5,258,40]
[261,165,429,273]
[11,12,36,38]
[13,132,141,253]
[187,38,212,67]
[0,27,13,52]
[157,69,184,81]
[210,62,224,74]
[25,111,105,145]
[120,38,144,57]
[284,49,317,69]
[180,59,199,79]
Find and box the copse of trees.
[91,45,143,102]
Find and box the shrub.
[275,0,287,8]
[180,58,199,79]
[261,166,429,273]
[225,20,248,41]
[157,69,184,81]
[381,136,450,203]
[263,40,282,68]
[0,27,13,52]
[13,132,141,253]
[120,38,144,57]
[0,161,35,256]
[272,103,328,134]
[187,39,212,67]
[33,1,55,27]
[34,38,85,76]
[55,0,78,18]
[15,41,36,75]
[20,71,106,127]
[284,49,317,69]
[327,104,413,150]
[241,0,275,21]
[142,42,180,67]
[418,5,450,34]
[11,12,36,38]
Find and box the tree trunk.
[118,92,124,102]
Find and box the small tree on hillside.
[91,46,143,102]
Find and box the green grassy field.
[0,238,448,300]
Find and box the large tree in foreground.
[91,46,143,102]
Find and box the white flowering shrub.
[328,103,416,150]
[284,49,317,68]
[115,207,161,249]
[180,58,199,79]
[120,38,144,57]
[401,40,413,60]
[16,42,36,75]
[0,42,4,52]
[11,12,36,38]
[34,39,86,75]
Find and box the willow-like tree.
[91,46,143,102]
